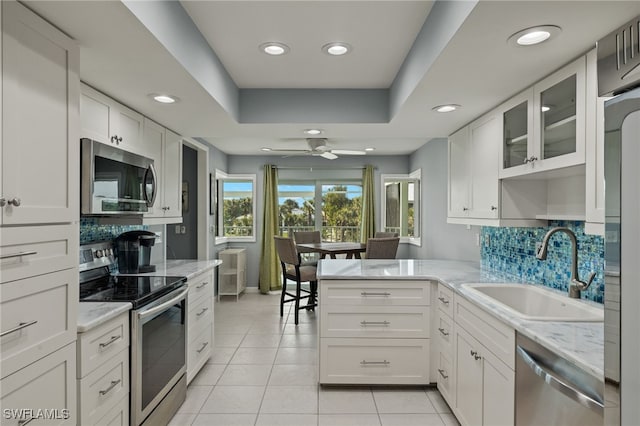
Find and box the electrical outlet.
[174,225,181,234]
[605,231,618,243]
[181,226,187,234]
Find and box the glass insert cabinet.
[500,55,586,178]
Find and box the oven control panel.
[79,241,116,272]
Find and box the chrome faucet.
[536,227,596,299]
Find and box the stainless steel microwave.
[81,138,157,215]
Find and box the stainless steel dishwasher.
[515,333,604,426]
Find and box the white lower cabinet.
[77,313,130,426]
[187,269,215,383]
[319,279,431,385]
[0,342,76,426]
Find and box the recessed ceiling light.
[261,147,272,152]
[508,25,561,47]
[150,94,179,104]
[365,147,375,152]
[260,42,290,56]
[304,129,323,136]
[322,42,351,56]
[432,104,461,113]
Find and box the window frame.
[215,170,257,244]
[380,169,421,246]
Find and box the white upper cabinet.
[81,83,144,156]
[500,56,587,179]
[448,126,471,218]
[1,1,79,225]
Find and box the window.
[277,181,362,242]
[216,171,256,242]
[381,169,420,244]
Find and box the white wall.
[408,138,480,261]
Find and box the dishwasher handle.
[516,346,604,412]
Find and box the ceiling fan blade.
[331,149,366,155]
[320,152,338,160]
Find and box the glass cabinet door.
[540,74,577,160]
[503,100,529,169]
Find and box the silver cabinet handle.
[7,198,21,207]
[99,335,121,348]
[0,250,37,260]
[196,341,209,353]
[360,360,390,366]
[360,292,391,297]
[437,296,449,305]
[1,320,38,337]
[438,327,449,336]
[438,368,449,379]
[18,418,35,426]
[196,307,209,317]
[516,346,603,411]
[99,379,121,396]
[491,206,498,211]
[462,207,469,211]
[470,350,482,361]
[196,282,207,289]
[360,320,390,326]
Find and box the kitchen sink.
[461,283,604,322]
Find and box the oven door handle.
[137,287,188,321]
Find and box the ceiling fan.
[265,138,367,160]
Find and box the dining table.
[296,242,367,259]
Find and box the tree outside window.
[216,171,256,241]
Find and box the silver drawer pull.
[360,360,390,366]
[437,296,449,305]
[0,250,37,260]
[18,418,35,426]
[360,321,390,326]
[360,292,391,297]
[438,327,449,336]
[1,320,38,337]
[438,368,449,379]
[196,282,207,289]
[99,335,121,348]
[99,379,121,396]
[197,342,209,353]
[196,307,209,317]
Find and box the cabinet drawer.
[188,296,213,337]
[1,269,77,378]
[321,305,429,339]
[94,395,128,426]
[0,343,76,426]
[77,313,129,378]
[0,224,77,284]
[436,350,455,408]
[436,310,454,356]
[436,284,454,317]
[188,271,214,306]
[320,280,430,306]
[454,295,515,368]
[319,338,430,385]
[78,348,129,426]
[187,324,212,384]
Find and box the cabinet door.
[80,84,112,144]
[533,55,586,170]
[110,103,143,154]
[455,327,483,426]
[163,129,183,216]
[1,1,79,225]
[470,114,500,218]
[142,119,165,218]
[482,352,515,426]
[499,89,534,178]
[448,126,470,218]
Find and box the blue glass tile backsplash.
[80,217,147,245]
[480,221,605,303]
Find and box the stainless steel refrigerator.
[598,16,640,426]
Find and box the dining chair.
[293,230,321,266]
[365,237,400,259]
[274,236,318,325]
[375,231,399,238]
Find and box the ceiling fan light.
[304,129,323,135]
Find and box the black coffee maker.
[115,230,157,273]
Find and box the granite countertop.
[77,302,132,332]
[125,259,223,280]
[317,259,604,379]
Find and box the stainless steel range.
[79,241,188,426]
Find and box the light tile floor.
[170,292,460,426]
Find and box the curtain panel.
[360,164,375,243]
[259,165,281,293]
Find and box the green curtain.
[360,165,376,243]
[259,165,281,293]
